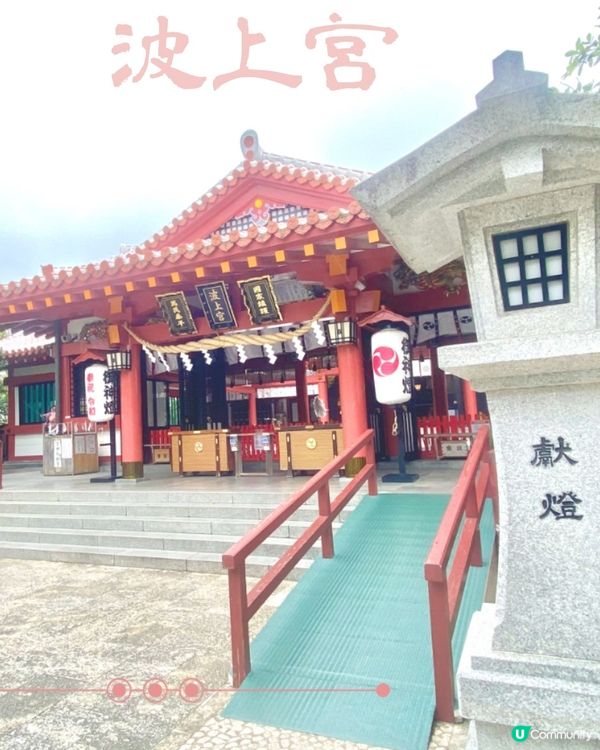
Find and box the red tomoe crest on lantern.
[371,328,412,405]
[372,346,400,377]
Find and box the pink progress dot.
[113,683,126,698]
[376,683,391,698]
[184,682,199,698]
[148,682,163,698]
[179,678,205,703]
[143,678,168,703]
[106,678,132,704]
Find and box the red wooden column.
[462,378,478,419]
[248,390,257,426]
[119,341,144,479]
[295,359,309,424]
[53,321,62,422]
[337,338,369,475]
[7,366,15,461]
[430,346,448,418]
[59,353,71,420]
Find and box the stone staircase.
[0,488,357,577]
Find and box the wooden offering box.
[171,430,233,476]
[43,431,99,476]
[276,425,344,475]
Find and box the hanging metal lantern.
[371,328,412,405]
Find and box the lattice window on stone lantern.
[492,223,569,311]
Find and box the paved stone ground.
[178,702,469,749]
[0,558,468,750]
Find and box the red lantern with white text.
[371,328,412,405]
[84,364,115,423]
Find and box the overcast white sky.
[0,0,596,283]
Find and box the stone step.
[0,526,324,558]
[0,490,312,505]
[0,486,358,574]
[0,501,353,522]
[0,513,341,538]
[0,540,312,578]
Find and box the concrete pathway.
[1,458,463,497]
[0,460,469,749]
[0,559,469,750]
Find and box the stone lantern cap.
[352,51,600,275]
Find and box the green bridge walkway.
[223,492,496,750]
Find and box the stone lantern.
[354,51,600,748]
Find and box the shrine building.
[0,131,484,477]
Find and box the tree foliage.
[564,8,600,93]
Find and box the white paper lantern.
[84,364,115,422]
[371,328,412,405]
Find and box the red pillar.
[60,354,71,420]
[462,379,478,420]
[337,338,369,474]
[7,372,15,460]
[248,390,257,426]
[430,347,448,418]
[295,359,309,424]
[119,341,144,479]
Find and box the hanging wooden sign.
[238,275,282,325]
[195,282,237,330]
[156,292,197,336]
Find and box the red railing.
[222,429,378,687]
[424,425,498,722]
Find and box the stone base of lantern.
[459,605,600,749]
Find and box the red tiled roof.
[0,134,373,300]
[139,154,371,251]
[1,332,54,359]
[5,345,54,360]
[0,205,370,299]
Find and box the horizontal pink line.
[0,688,107,694]
[0,686,382,694]
[211,687,377,693]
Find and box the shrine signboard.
[157,292,197,335]
[239,276,282,325]
[196,282,237,330]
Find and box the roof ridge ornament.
[475,50,548,108]
[240,129,262,161]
